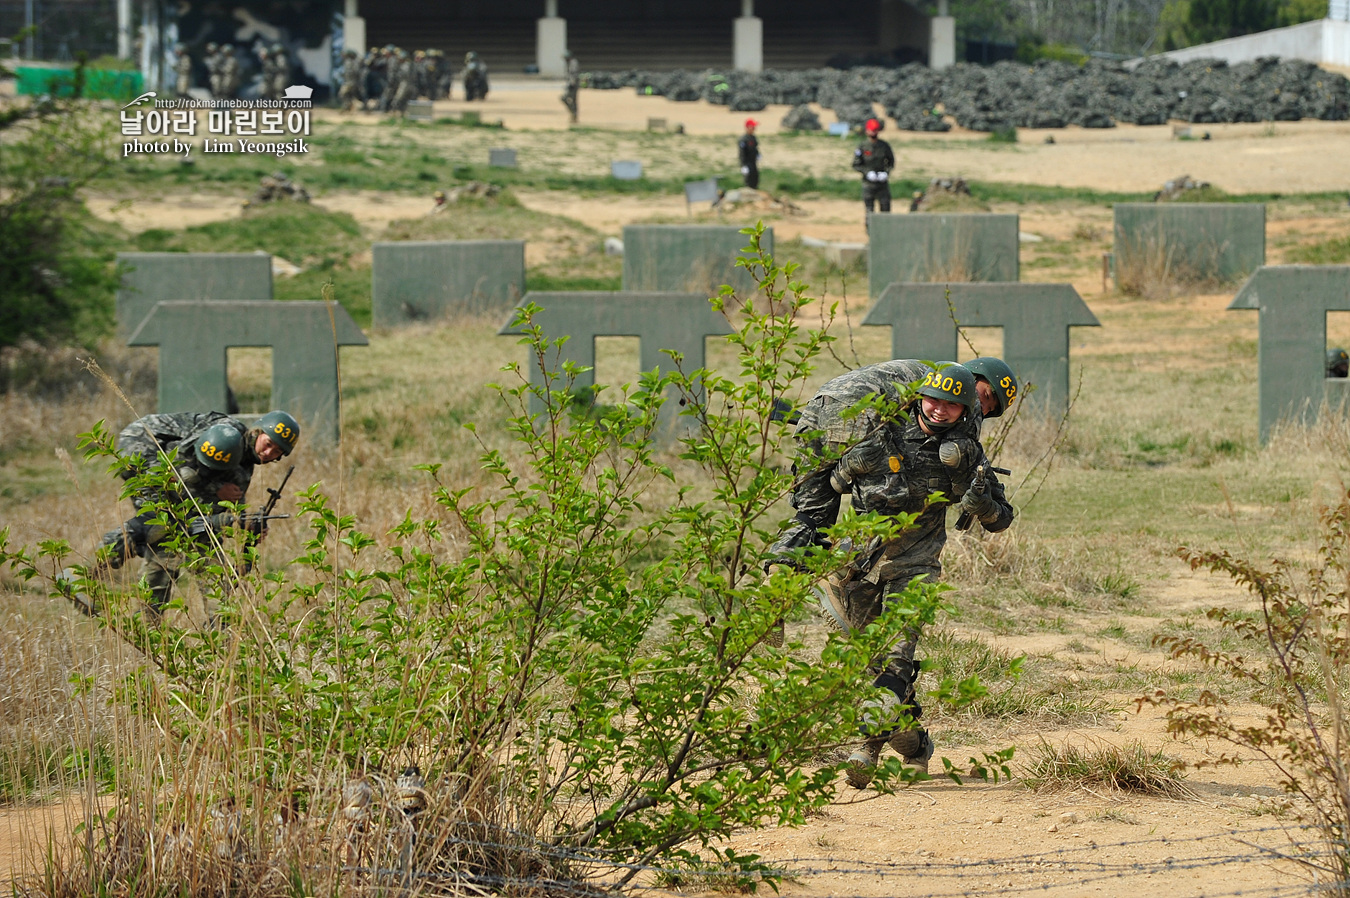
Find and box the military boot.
[813,573,853,635]
[845,736,886,788]
[888,727,934,777]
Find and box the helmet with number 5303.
[964,356,1019,418]
[256,410,300,455]
[194,423,244,471]
[917,362,977,412]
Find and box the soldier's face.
[255,434,284,463]
[975,379,997,416]
[921,396,965,425]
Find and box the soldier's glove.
[830,438,893,494]
[187,512,239,537]
[765,514,829,573]
[864,170,889,182]
[938,439,978,469]
[958,488,999,522]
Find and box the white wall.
[1133,18,1350,68]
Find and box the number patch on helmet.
[199,441,232,464]
[999,375,1017,402]
[922,371,962,395]
[272,422,295,442]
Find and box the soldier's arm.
[852,147,866,172]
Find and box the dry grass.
[1019,738,1194,797]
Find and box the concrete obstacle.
[1229,265,1350,442]
[1113,203,1265,289]
[116,252,272,337]
[867,214,1019,298]
[498,292,734,441]
[372,240,526,327]
[621,225,773,296]
[127,300,368,446]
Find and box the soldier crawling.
[769,358,1018,787]
[63,410,299,624]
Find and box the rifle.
[955,462,1011,532]
[242,464,294,535]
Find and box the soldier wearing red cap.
[738,118,760,189]
[852,117,896,225]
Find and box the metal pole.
[118,0,133,59]
[24,0,33,58]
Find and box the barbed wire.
[328,823,1345,898]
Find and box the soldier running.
[70,410,299,624]
[769,358,1018,787]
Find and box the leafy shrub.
[1146,493,1350,886]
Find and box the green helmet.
[965,356,1019,418]
[194,423,243,471]
[256,410,300,455]
[917,362,977,410]
[1328,348,1349,377]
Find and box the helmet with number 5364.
[194,423,244,471]
[256,410,300,455]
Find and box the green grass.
[1288,234,1350,264]
[131,202,363,264]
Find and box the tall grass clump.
[1146,490,1350,890]
[1,228,1009,895]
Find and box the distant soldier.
[412,49,430,99]
[378,46,399,112]
[390,49,414,114]
[1329,348,1349,378]
[339,49,362,112]
[561,49,579,123]
[256,45,272,97]
[852,117,895,224]
[268,43,290,99]
[219,44,241,99]
[429,189,448,214]
[429,49,451,99]
[462,51,489,101]
[204,42,222,97]
[173,44,192,97]
[69,410,298,625]
[738,118,760,189]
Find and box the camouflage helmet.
[1329,347,1349,377]
[206,41,219,53]
[256,410,300,455]
[221,43,234,54]
[194,423,243,471]
[965,356,1019,418]
[917,362,977,412]
[465,51,477,62]
[271,42,284,53]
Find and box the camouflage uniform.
[390,51,414,114]
[561,53,580,123]
[267,45,290,100]
[771,361,1013,728]
[219,46,240,99]
[100,412,261,618]
[339,50,362,112]
[174,47,192,96]
[204,44,222,97]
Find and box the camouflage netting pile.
[584,57,1350,132]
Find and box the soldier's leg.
[877,184,893,213]
[876,572,938,773]
[140,544,180,626]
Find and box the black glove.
[830,437,893,494]
[765,515,830,573]
[938,439,978,469]
[958,488,998,522]
[188,512,239,537]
